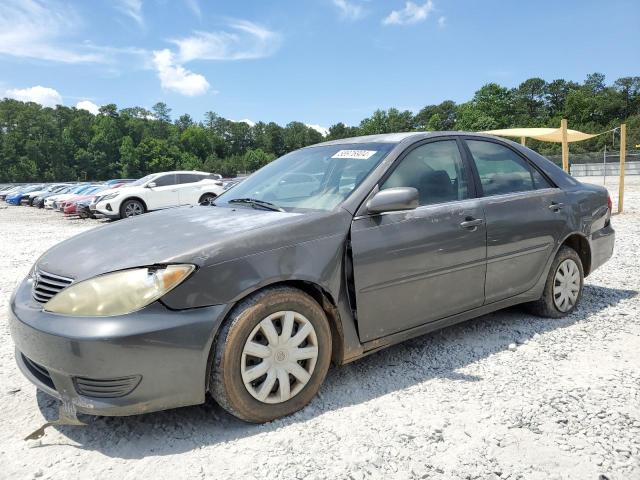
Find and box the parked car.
[0,185,24,201]
[9,132,614,423]
[76,183,128,218]
[33,186,75,209]
[5,184,45,205]
[90,171,224,219]
[62,185,110,215]
[23,184,69,206]
[45,184,91,209]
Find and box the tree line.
[1,72,638,182]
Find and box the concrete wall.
[570,161,640,176]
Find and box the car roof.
[313,132,429,146]
[311,131,522,148]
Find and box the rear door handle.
[460,218,484,230]
[548,202,564,212]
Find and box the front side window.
[381,140,469,206]
[153,174,177,187]
[217,143,395,212]
[466,140,550,196]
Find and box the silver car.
[9,132,614,423]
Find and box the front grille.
[32,269,74,303]
[74,375,141,398]
[22,354,55,390]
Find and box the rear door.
[463,138,567,303]
[147,174,180,210]
[350,138,487,342]
[177,173,207,205]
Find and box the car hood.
[36,205,351,282]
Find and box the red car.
[63,184,125,215]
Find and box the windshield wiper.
[228,198,285,212]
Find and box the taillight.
[607,194,612,212]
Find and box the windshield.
[129,174,157,187]
[216,143,395,212]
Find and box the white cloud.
[0,0,104,63]
[76,100,100,114]
[115,0,144,27]
[5,86,62,107]
[332,0,365,21]
[152,49,210,96]
[437,16,446,28]
[237,119,256,127]
[383,1,434,26]
[171,20,282,63]
[306,124,329,136]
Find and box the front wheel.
[119,199,146,219]
[199,193,217,206]
[210,286,332,423]
[527,246,584,318]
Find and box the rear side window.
[466,140,550,196]
[153,174,177,187]
[381,140,469,206]
[178,173,205,184]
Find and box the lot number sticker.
[331,150,377,160]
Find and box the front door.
[463,138,568,303]
[350,139,487,343]
[147,174,180,210]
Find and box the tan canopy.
[482,127,599,143]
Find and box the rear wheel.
[527,246,584,318]
[210,286,332,423]
[199,193,217,206]
[120,199,145,219]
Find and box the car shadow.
[31,284,636,458]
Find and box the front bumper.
[9,277,227,416]
[92,199,120,219]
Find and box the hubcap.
[553,259,580,312]
[124,202,143,217]
[241,311,319,404]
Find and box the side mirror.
[366,187,419,214]
[147,182,157,188]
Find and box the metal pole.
[618,124,626,214]
[561,119,569,172]
[603,144,606,185]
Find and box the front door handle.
[460,218,484,230]
[548,202,564,212]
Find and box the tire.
[527,246,584,318]
[199,193,217,206]
[119,199,145,219]
[210,286,332,423]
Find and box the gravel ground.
[1,177,639,480]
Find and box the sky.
[1,0,638,133]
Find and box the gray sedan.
[9,132,614,423]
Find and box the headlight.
[101,193,119,201]
[44,265,195,317]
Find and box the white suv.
[91,171,225,219]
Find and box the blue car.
[5,184,45,205]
